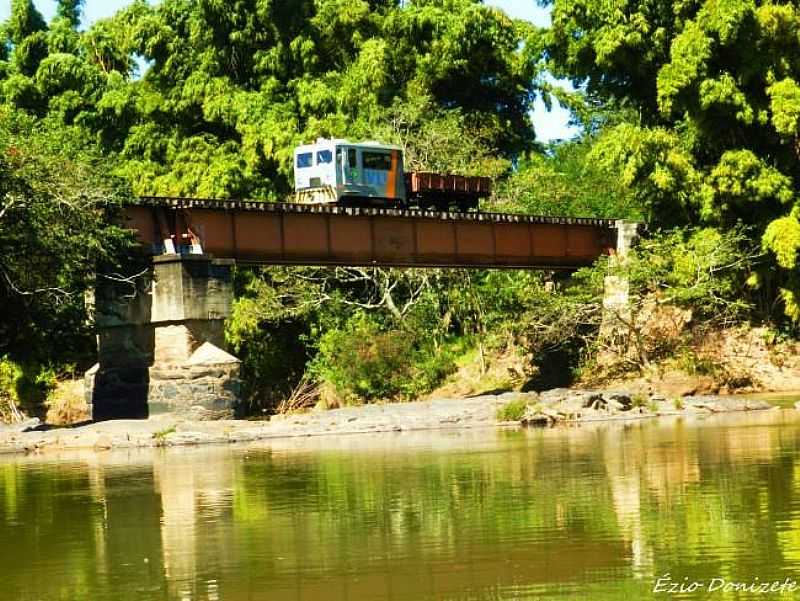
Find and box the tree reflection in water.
[2,409,800,600]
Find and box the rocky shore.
[0,389,779,456]
[510,388,775,425]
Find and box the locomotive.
[293,138,492,211]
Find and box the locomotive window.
[363,152,392,171]
[348,148,357,167]
[296,153,313,169]
[317,150,333,164]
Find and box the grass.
[496,399,528,422]
[631,393,649,409]
[631,393,659,413]
[153,425,177,445]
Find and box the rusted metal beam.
[124,198,620,270]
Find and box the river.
[2,397,800,600]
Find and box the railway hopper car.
[294,139,491,211]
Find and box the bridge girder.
[125,198,621,270]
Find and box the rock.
[581,392,604,409]
[94,435,113,450]
[521,404,556,426]
[21,418,42,432]
[521,413,552,427]
[605,400,625,413]
[542,408,563,422]
[608,392,636,410]
[539,388,572,404]
[0,418,42,435]
[169,431,215,445]
[744,400,773,411]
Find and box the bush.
[312,313,456,404]
[0,357,56,422]
[496,399,528,422]
[0,358,23,422]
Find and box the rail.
[135,196,619,228]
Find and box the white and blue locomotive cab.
[294,139,406,205]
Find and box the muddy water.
[3,403,800,600]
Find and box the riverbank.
[0,389,781,455]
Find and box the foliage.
[0,356,57,421]
[496,398,528,422]
[225,265,572,409]
[312,313,448,403]
[44,379,88,425]
[152,425,177,445]
[619,228,755,318]
[545,0,800,320]
[491,136,642,219]
[1,0,542,199]
[0,105,135,368]
[600,227,756,371]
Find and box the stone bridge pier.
[86,255,241,421]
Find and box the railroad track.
[135,196,619,228]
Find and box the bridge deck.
[124,197,620,269]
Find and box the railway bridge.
[89,198,638,420]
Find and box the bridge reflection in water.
[2,409,800,600]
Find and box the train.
[293,138,492,211]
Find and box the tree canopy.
[1,0,543,199]
[0,105,134,364]
[546,0,800,319]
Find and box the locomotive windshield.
[363,152,392,171]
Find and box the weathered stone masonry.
[86,255,241,420]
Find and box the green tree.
[56,0,84,29]
[0,0,540,199]
[492,135,642,219]
[546,0,800,321]
[0,106,134,367]
[7,0,46,46]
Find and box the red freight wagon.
[405,172,492,211]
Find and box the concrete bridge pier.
[601,221,641,339]
[87,255,242,421]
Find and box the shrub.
[312,313,456,404]
[0,358,24,422]
[496,399,528,422]
[0,357,56,422]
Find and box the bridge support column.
[601,221,640,339]
[87,255,241,421]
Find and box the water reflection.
[2,409,800,600]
